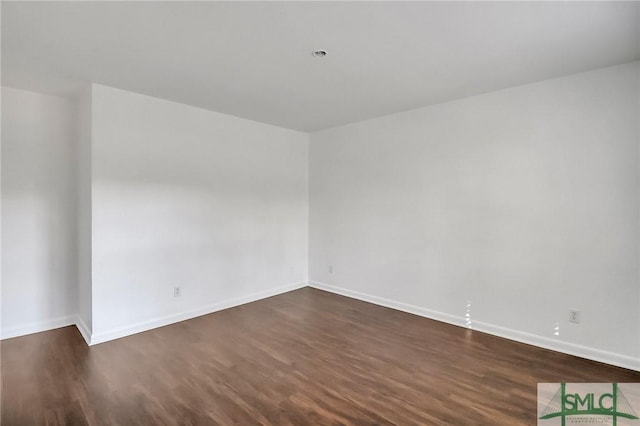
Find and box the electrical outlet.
[174,287,181,297]
[329,265,333,274]
[569,308,580,324]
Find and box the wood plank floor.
[2,287,639,425]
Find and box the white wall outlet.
[569,308,580,324]
[174,287,181,297]
[329,265,333,274]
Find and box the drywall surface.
[90,84,309,339]
[1,87,78,337]
[76,86,92,340]
[309,62,640,368]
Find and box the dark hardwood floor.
[2,287,639,425]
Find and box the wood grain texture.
[2,287,639,425]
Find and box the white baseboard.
[75,315,92,345]
[88,281,308,345]
[7,281,637,372]
[309,280,640,372]
[1,315,77,340]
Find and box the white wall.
[1,87,78,337]
[309,62,640,369]
[89,84,309,341]
[75,86,92,339]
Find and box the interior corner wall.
[1,87,78,338]
[309,62,640,370]
[88,84,309,342]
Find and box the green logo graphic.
[539,383,639,426]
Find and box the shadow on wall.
[2,192,77,329]
[89,180,308,333]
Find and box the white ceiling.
[3,1,639,132]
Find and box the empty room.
[2,1,640,425]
